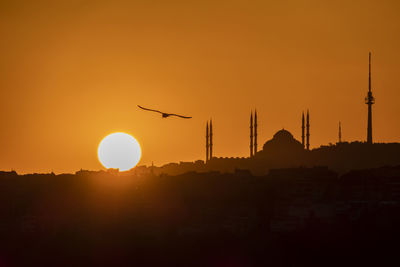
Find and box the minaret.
[338,121,342,143]
[254,110,258,154]
[365,52,375,144]
[306,110,310,151]
[206,121,209,162]
[301,112,305,148]
[250,112,253,157]
[209,119,213,159]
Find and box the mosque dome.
[273,129,294,141]
[262,129,304,152]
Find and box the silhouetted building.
[262,129,304,155]
[255,129,306,172]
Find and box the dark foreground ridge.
[1,166,400,266]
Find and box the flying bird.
[137,105,192,119]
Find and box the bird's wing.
[168,113,192,119]
[137,105,163,114]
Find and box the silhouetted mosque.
[203,53,400,174]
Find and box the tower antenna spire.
[369,52,371,93]
[338,121,342,143]
[365,52,375,144]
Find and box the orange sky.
[1,0,400,173]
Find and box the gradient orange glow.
[0,0,399,173]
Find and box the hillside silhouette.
[1,166,400,266]
[142,129,400,176]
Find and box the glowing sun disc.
[98,132,142,171]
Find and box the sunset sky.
[1,0,399,173]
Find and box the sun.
[98,132,142,171]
